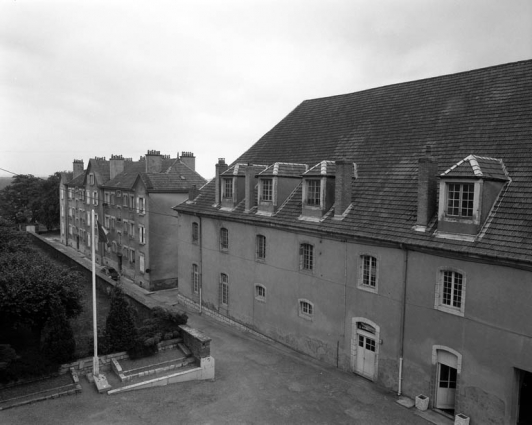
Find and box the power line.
[0,167,19,175]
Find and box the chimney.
[110,154,125,180]
[73,159,84,179]
[214,158,228,205]
[416,145,438,230]
[146,150,163,173]
[244,164,256,213]
[180,151,196,171]
[334,159,355,219]
[188,185,199,201]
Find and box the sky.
[1,0,531,180]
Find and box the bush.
[41,300,76,364]
[105,286,137,353]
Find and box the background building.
[60,150,206,291]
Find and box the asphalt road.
[1,307,429,425]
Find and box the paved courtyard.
[1,306,430,425]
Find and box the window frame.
[358,254,379,293]
[192,263,200,294]
[139,225,146,244]
[256,234,266,260]
[137,197,146,215]
[93,191,98,206]
[222,178,233,200]
[299,242,314,272]
[255,284,266,302]
[261,178,273,202]
[298,299,314,321]
[220,273,229,306]
[220,227,229,251]
[305,179,321,207]
[446,182,474,218]
[192,222,199,244]
[435,267,466,317]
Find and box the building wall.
[402,250,532,425]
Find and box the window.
[306,180,321,206]
[256,235,266,260]
[435,269,466,316]
[129,222,135,237]
[89,173,95,185]
[104,192,110,204]
[359,255,378,290]
[129,195,135,209]
[220,273,229,306]
[129,248,135,263]
[110,193,115,206]
[86,190,90,205]
[93,191,98,206]
[299,243,314,271]
[446,183,474,218]
[255,284,266,302]
[138,197,145,214]
[261,179,273,202]
[139,252,145,273]
[299,300,313,320]
[192,264,200,294]
[104,215,110,228]
[68,189,72,200]
[139,225,146,244]
[192,222,199,243]
[123,195,128,207]
[220,227,229,251]
[222,178,233,199]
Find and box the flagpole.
[92,209,99,377]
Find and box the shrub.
[41,299,76,364]
[105,286,137,353]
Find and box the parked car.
[101,266,119,281]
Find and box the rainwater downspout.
[398,243,409,396]
[198,215,203,315]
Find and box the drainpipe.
[198,214,203,315]
[398,243,409,396]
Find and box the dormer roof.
[441,155,509,181]
[303,161,336,177]
[221,163,249,176]
[258,162,308,178]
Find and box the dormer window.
[89,173,95,185]
[437,155,509,240]
[222,178,233,199]
[261,179,273,202]
[306,180,321,206]
[446,183,474,218]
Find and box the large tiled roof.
[175,60,532,264]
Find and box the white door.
[435,350,458,410]
[355,330,376,379]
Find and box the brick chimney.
[146,150,163,173]
[110,154,125,180]
[188,185,199,201]
[416,145,438,231]
[180,151,196,171]
[244,165,256,213]
[73,159,84,179]
[214,158,228,205]
[334,159,355,219]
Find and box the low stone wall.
[59,352,129,376]
[179,325,211,359]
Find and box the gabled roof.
[303,161,336,177]
[258,162,308,178]
[441,155,509,181]
[175,60,532,265]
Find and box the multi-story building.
[174,60,532,424]
[60,150,206,291]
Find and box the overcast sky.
[1,0,531,180]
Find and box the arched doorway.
[432,346,462,414]
[351,318,380,381]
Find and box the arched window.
[192,222,199,243]
[220,228,229,251]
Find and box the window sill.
[299,268,314,275]
[255,297,266,303]
[298,313,313,321]
[255,258,265,263]
[358,284,378,294]
[435,305,464,317]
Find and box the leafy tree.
[0,172,61,229]
[0,218,32,253]
[41,299,76,364]
[105,285,138,353]
[0,248,84,342]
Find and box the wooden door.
[355,332,376,379]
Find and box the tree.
[105,286,138,353]
[0,245,84,342]
[0,172,61,229]
[41,299,76,364]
